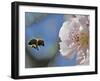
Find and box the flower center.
[72,32,89,48]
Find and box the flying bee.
[28,38,45,50]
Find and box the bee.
[28,38,45,50]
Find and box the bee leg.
[41,44,44,46]
[35,46,39,50]
[33,44,39,50]
[32,44,39,50]
[42,42,45,46]
[32,44,36,48]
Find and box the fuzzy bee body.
[28,39,44,50]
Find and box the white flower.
[59,15,89,65]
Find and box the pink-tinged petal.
[79,56,86,64]
[76,48,89,65]
[61,48,76,59]
[59,42,76,59]
[59,21,71,41]
[64,48,76,59]
[78,15,89,28]
[83,56,89,65]
[76,51,85,65]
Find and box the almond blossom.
[59,15,89,65]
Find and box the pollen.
[79,32,89,48]
[72,32,89,48]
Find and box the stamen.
[71,32,89,49]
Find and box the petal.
[59,19,80,41]
[76,49,89,65]
[78,15,89,27]
[59,42,76,59]
[59,21,71,41]
[79,56,86,64]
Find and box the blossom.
[59,15,89,65]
